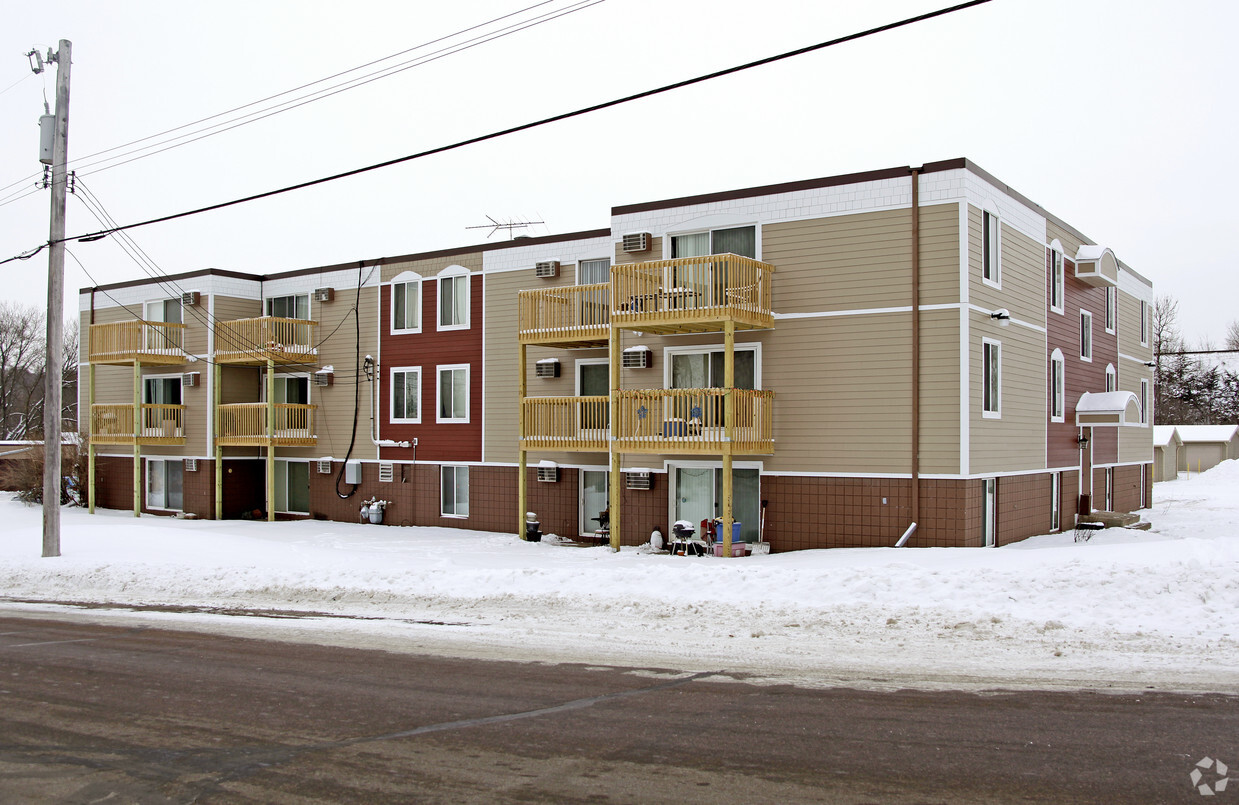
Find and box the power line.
[55,0,992,247]
[0,1,598,194]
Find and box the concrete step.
[1123,521,1152,531]
[1089,511,1141,528]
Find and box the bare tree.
[61,318,79,433]
[1151,294,1182,359]
[1226,320,1239,351]
[0,302,46,440]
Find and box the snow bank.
[4,461,1239,693]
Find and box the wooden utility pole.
[42,39,71,558]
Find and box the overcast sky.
[2,0,1235,345]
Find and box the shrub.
[0,435,93,505]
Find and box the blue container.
[732,522,742,542]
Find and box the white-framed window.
[1050,349,1064,422]
[1105,287,1117,334]
[436,364,469,423]
[143,298,183,351]
[441,465,469,517]
[264,374,310,405]
[982,210,1000,287]
[1105,364,1117,393]
[274,458,310,514]
[143,375,183,406]
[266,294,309,320]
[1080,310,1093,361]
[1140,299,1149,346]
[1141,378,1150,425]
[982,338,1001,417]
[669,225,757,260]
[1050,472,1062,532]
[437,267,470,330]
[391,273,422,334]
[577,258,610,285]
[390,366,421,423]
[664,344,760,390]
[146,458,183,511]
[1049,243,1064,313]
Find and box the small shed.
[1152,426,1182,482]
[1175,425,1239,475]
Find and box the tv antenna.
[466,215,545,239]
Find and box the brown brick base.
[83,459,1153,551]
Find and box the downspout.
[364,356,411,449]
[908,167,921,544]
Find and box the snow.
[1153,425,1181,447]
[5,462,1239,693]
[1175,424,1239,444]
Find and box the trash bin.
[525,519,542,543]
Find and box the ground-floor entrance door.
[672,465,759,542]
[580,470,608,537]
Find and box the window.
[982,477,997,547]
[1049,246,1064,313]
[267,294,309,320]
[143,376,182,406]
[143,298,183,351]
[1141,379,1150,425]
[982,210,1000,286]
[391,367,421,423]
[1140,300,1149,346]
[144,298,183,324]
[1080,311,1093,361]
[1105,287,1117,333]
[391,276,421,333]
[274,459,310,514]
[1050,349,1064,422]
[436,365,469,423]
[982,339,1001,417]
[577,258,610,285]
[146,459,183,511]
[438,271,469,330]
[1106,364,1117,393]
[268,375,309,404]
[670,225,757,260]
[441,465,469,517]
[1050,472,1061,532]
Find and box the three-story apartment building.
[81,158,1154,550]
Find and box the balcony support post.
[517,343,528,539]
[266,359,275,522]
[87,362,95,514]
[214,359,222,521]
[608,323,621,552]
[722,320,735,556]
[132,360,141,517]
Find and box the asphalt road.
[0,614,1235,804]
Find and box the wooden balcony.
[517,283,610,347]
[612,388,774,454]
[90,403,186,445]
[88,320,187,365]
[611,254,774,334]
[520,396,609,451]
[214,317,318,365]
[216,403,317,447]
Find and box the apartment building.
[80,158,1154,550]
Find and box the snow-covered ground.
[4,462,1239,694]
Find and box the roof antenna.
[466,215,545,240]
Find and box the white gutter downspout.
[364,355,411,449]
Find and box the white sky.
[2,0,1236,345]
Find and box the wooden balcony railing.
[517,283,610,346]
[612,388,774,454]
[216,403,317,446]
[214,317,317,365]
[88,320,187,364]
[611,254,774,333]
[520,396,609,451]
[90,403,186,445]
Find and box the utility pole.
[38,40,71,558]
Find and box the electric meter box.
[345,460,362,484]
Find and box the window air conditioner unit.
[317,459,333,475]
[314,370,333,387]
[313,287,334,303]
[534,261,559,278]
[181,372,200,387]
[536,466,559,483]
[379,462,394,483]
[622,233,650,253]
[622,347,651,369]
[184,458,198,472]
[534,359,560,378]
[626,471,652,490]
[181,290,200,307]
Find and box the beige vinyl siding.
[917,309,961,474]
[968,205,1047,328]
[1117,286,1152,361]
[614,237,661,265]
[484,268,522,464]
[280,284,378,461]
[969,314,1044,474]
[183,297,209,356]
[1046,221,1084,260]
